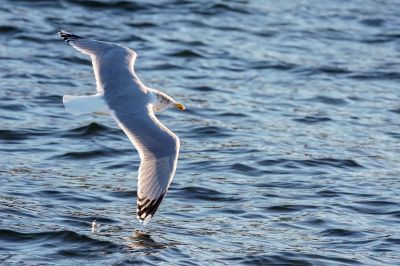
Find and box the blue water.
[1,0,400,265]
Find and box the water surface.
[0,0,400,265]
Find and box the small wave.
[239,213,265,219]
[196,3,252,15]
[62,122,119,138]
[168,49,203,58]
[35,190,111,203]
[258,158,363,169]
[162,37,206,47]
[301,218,326,226]
[266,204,318,213]
[107,190,136,199]
[0,128,52,141]
[254,180,322,189]
[126,21,158,28]
[68,122,110,135]
[349,71,400,80]
[359,18,385,27]
[316,66,352,75]
[2,73,31,79]
[355,200,399,207]
[385,238,400,245]
[320,228,365,237]
[104,161,138,170]
[177,186,241,202]
[149,63,184,70]
[1,207,38,219]
[316,189,342,198]
[0,25,20,33]
[361,33,400,43]
[309,95,347,106]
[344,201,399,216]
[251,61,296,71]
[59,215,116,227]
[218,112,248,117]
[192,126,230,138]
[390,108,400,114]
[302,158,363,168]
[114,34,147,42]
[386,132,400,139]
[231,163,262,176]
[68,0,148,11]
[14,34,51,43]
[33,95,62,104]
[6,0,61,8]
[53,148,123,160]
[211,3,251,14]
[294,115,332,124]
[228,252,364,265]
[189,86,215,92]
[0,103,26,111]
[253,30,277,37]
[0,229,117,248]
[59,56,91,65]
[293,65,351,76]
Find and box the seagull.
[58,30,185,225]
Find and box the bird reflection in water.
[125,229,166,250]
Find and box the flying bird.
[59,30,185,225]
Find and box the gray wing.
[111,106,180,224]
[59,30,137,93]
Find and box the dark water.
[1,0,400,265]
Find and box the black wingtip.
[58,30,82,43]
[137,193,166,224]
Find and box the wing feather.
[110,107,180,224]
[58,30,137,93]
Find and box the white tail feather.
[63,94,108,115]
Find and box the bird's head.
[152,90,185,113]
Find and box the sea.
[0,0,399,265]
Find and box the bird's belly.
[104,89,149,116]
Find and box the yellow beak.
[175,103,186,111]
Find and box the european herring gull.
[59,30,185,225]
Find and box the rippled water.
[1,0,400,265]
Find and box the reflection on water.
[91,220,97,233]
[125,230,166,250]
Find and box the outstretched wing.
[59,30,137,93]
[111,106,180,225]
